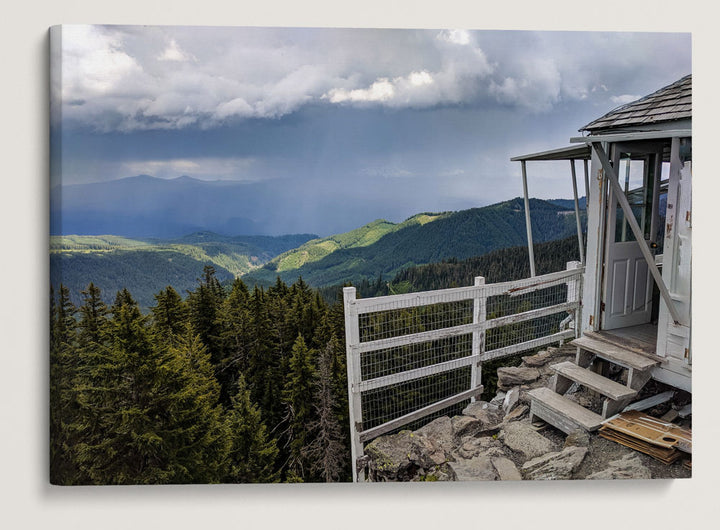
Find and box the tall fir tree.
[224,374,279,483]
[188,265,225,365]
[302,337,348,482]
[49,284,80,484]
[281,334,317,481]
[151,286,188,346]
[216,278,253,404]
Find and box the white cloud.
[55,26,690,131]
[121,157,259,180]
[610,94,641,105]
[62,25,143,97]
[158,39,194,62]
[437,29,471,46]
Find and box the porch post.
[570,160,585,264]
[590,142,683,325]
[521,160,536,277]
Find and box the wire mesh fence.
[344,262,583,481]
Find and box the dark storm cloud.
[52,26,690,234]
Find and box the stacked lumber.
[599,410,692,465]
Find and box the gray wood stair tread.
[572,336,659,371]
[551,361,637,401]
[528,387,604,432]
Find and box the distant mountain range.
[51,176,588,310]
[50,232,316,308]
[51,175,275,238]
[242,197,583,288]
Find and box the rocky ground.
[360,345,692,481]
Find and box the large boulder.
[415,416,454,453]
[500,421,556,460]
[521,446,588,480]
[586,454,652,480]
[453,434,507,460]
[449,456,498,481]
[364,431,415,481]
[491,457,522,480]
[497,366,540,390]
[461,402,503,431]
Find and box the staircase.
[528,332,660,434]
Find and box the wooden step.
[551,361,638,401]
[582,330,663,362]
[571,336,659,371]
[528,387,604,434]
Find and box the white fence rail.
[343,261,583,481]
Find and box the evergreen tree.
[216,278,253,404]
[152,326,230,483]
[302,337,348,482]
[188,265,225,364]
[224,374,279,483]
[281,334,317,480]
[73,290,230,484]
[49,284,80,484]
[151,286,188,345]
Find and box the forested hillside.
[49,235,584,485]
[51,232,316,309]
[244,198,581,288]
[50,269,350,484]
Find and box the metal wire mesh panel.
[485,313,566,352]
[360,366,472,431]
[360,333,473,382]
[486,283,567,318]
[358,299,473,342]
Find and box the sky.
[51,25,691,235]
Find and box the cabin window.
[613,156,652,243]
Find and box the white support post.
[470,276,486,401]
[570,160,585,265]
[566,261,582,338]
[343,287,364,482]
[521,160,536,277]
[583,159,590,209]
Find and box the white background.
[2,2,717,529]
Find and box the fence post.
[343,286,364,482]
[566,261,582,339]
[470,276,486,401]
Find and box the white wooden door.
[602,145,661,330]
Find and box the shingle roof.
[581,75,691,133]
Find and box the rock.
[414,463,457,482]
[415,416,454,452]
[454,435,506,460]
[489,392,506,409]
[586,454,652,480]
[410,433,448,468]
[461,402,502,430]
[491,457,522,480]
[449,456,498,481]
[564,429,591,449]
[521,350,553,367]
[364,431,415,481]
[521,446,588,480]
[503,387,520,414]
[500,421,556,460]
[451,416,483,439]
[497,367,540,391]
[503,404,528,423]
